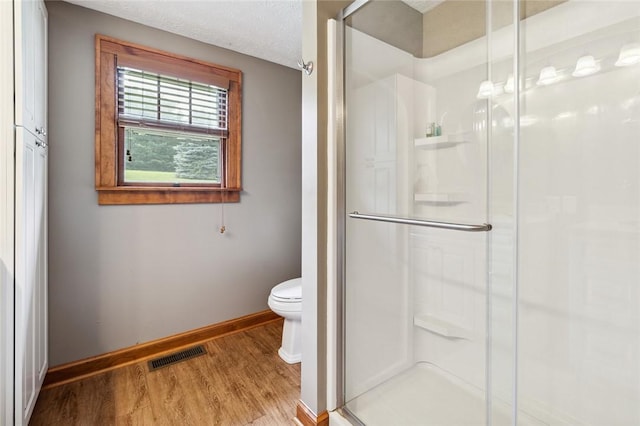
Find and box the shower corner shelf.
[414,134,468,149]
[413,314,471,339]
[414,193,467,204]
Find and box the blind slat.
[118,117,229,137]
[117,66,228,131]
[117,87,227,103]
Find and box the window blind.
[117,66,228,136]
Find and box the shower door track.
[349,211,492,232]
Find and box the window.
[95,35,242,205]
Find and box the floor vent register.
[148,345,207,371]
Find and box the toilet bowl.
[268,277,302,364]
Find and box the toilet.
[268,277,302,364]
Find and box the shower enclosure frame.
[332,0,521,424]
[334,1,640,424]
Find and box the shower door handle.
[348,211,492,232]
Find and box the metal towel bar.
[348,211,492,232]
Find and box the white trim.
[0,0,15,423]
[300,0,320,416]
[326,18,338,413]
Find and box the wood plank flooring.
[30,320,301,425]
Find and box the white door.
[35,136,48,392]
[15,127,48,425]
[34,0,47,139]
[14,0,37,135]
[13,1,48,424]
[15,0,47,138]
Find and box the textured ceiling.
[64,0,303,69]
[64,0,445,69]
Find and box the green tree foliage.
[173,139,219,180]
[127,131,178,172]
[126,129,219,182]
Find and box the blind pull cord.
[126,135,132,161]
[219,189,226,234]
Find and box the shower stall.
[334,0,640,425]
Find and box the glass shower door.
[340,1,500,424]
[339,1,640,425]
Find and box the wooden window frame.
[95,34,242,205]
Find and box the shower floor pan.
[344,362,543,426]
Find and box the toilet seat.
[270,278,301,302]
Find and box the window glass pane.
[123,127,221,184]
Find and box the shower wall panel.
[344,44,415,399]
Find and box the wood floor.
[30,320,301,425]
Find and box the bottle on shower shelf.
[436,112,447,137]
[426,122,434,138]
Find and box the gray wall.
[47,1,302,366]
[349,0,423,57]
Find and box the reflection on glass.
[477,80,495,99]
[536,66,560,86]
[615,42,640,67]
[572,55,600,77]
[504,74,515,94]
[519,1,640,425]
